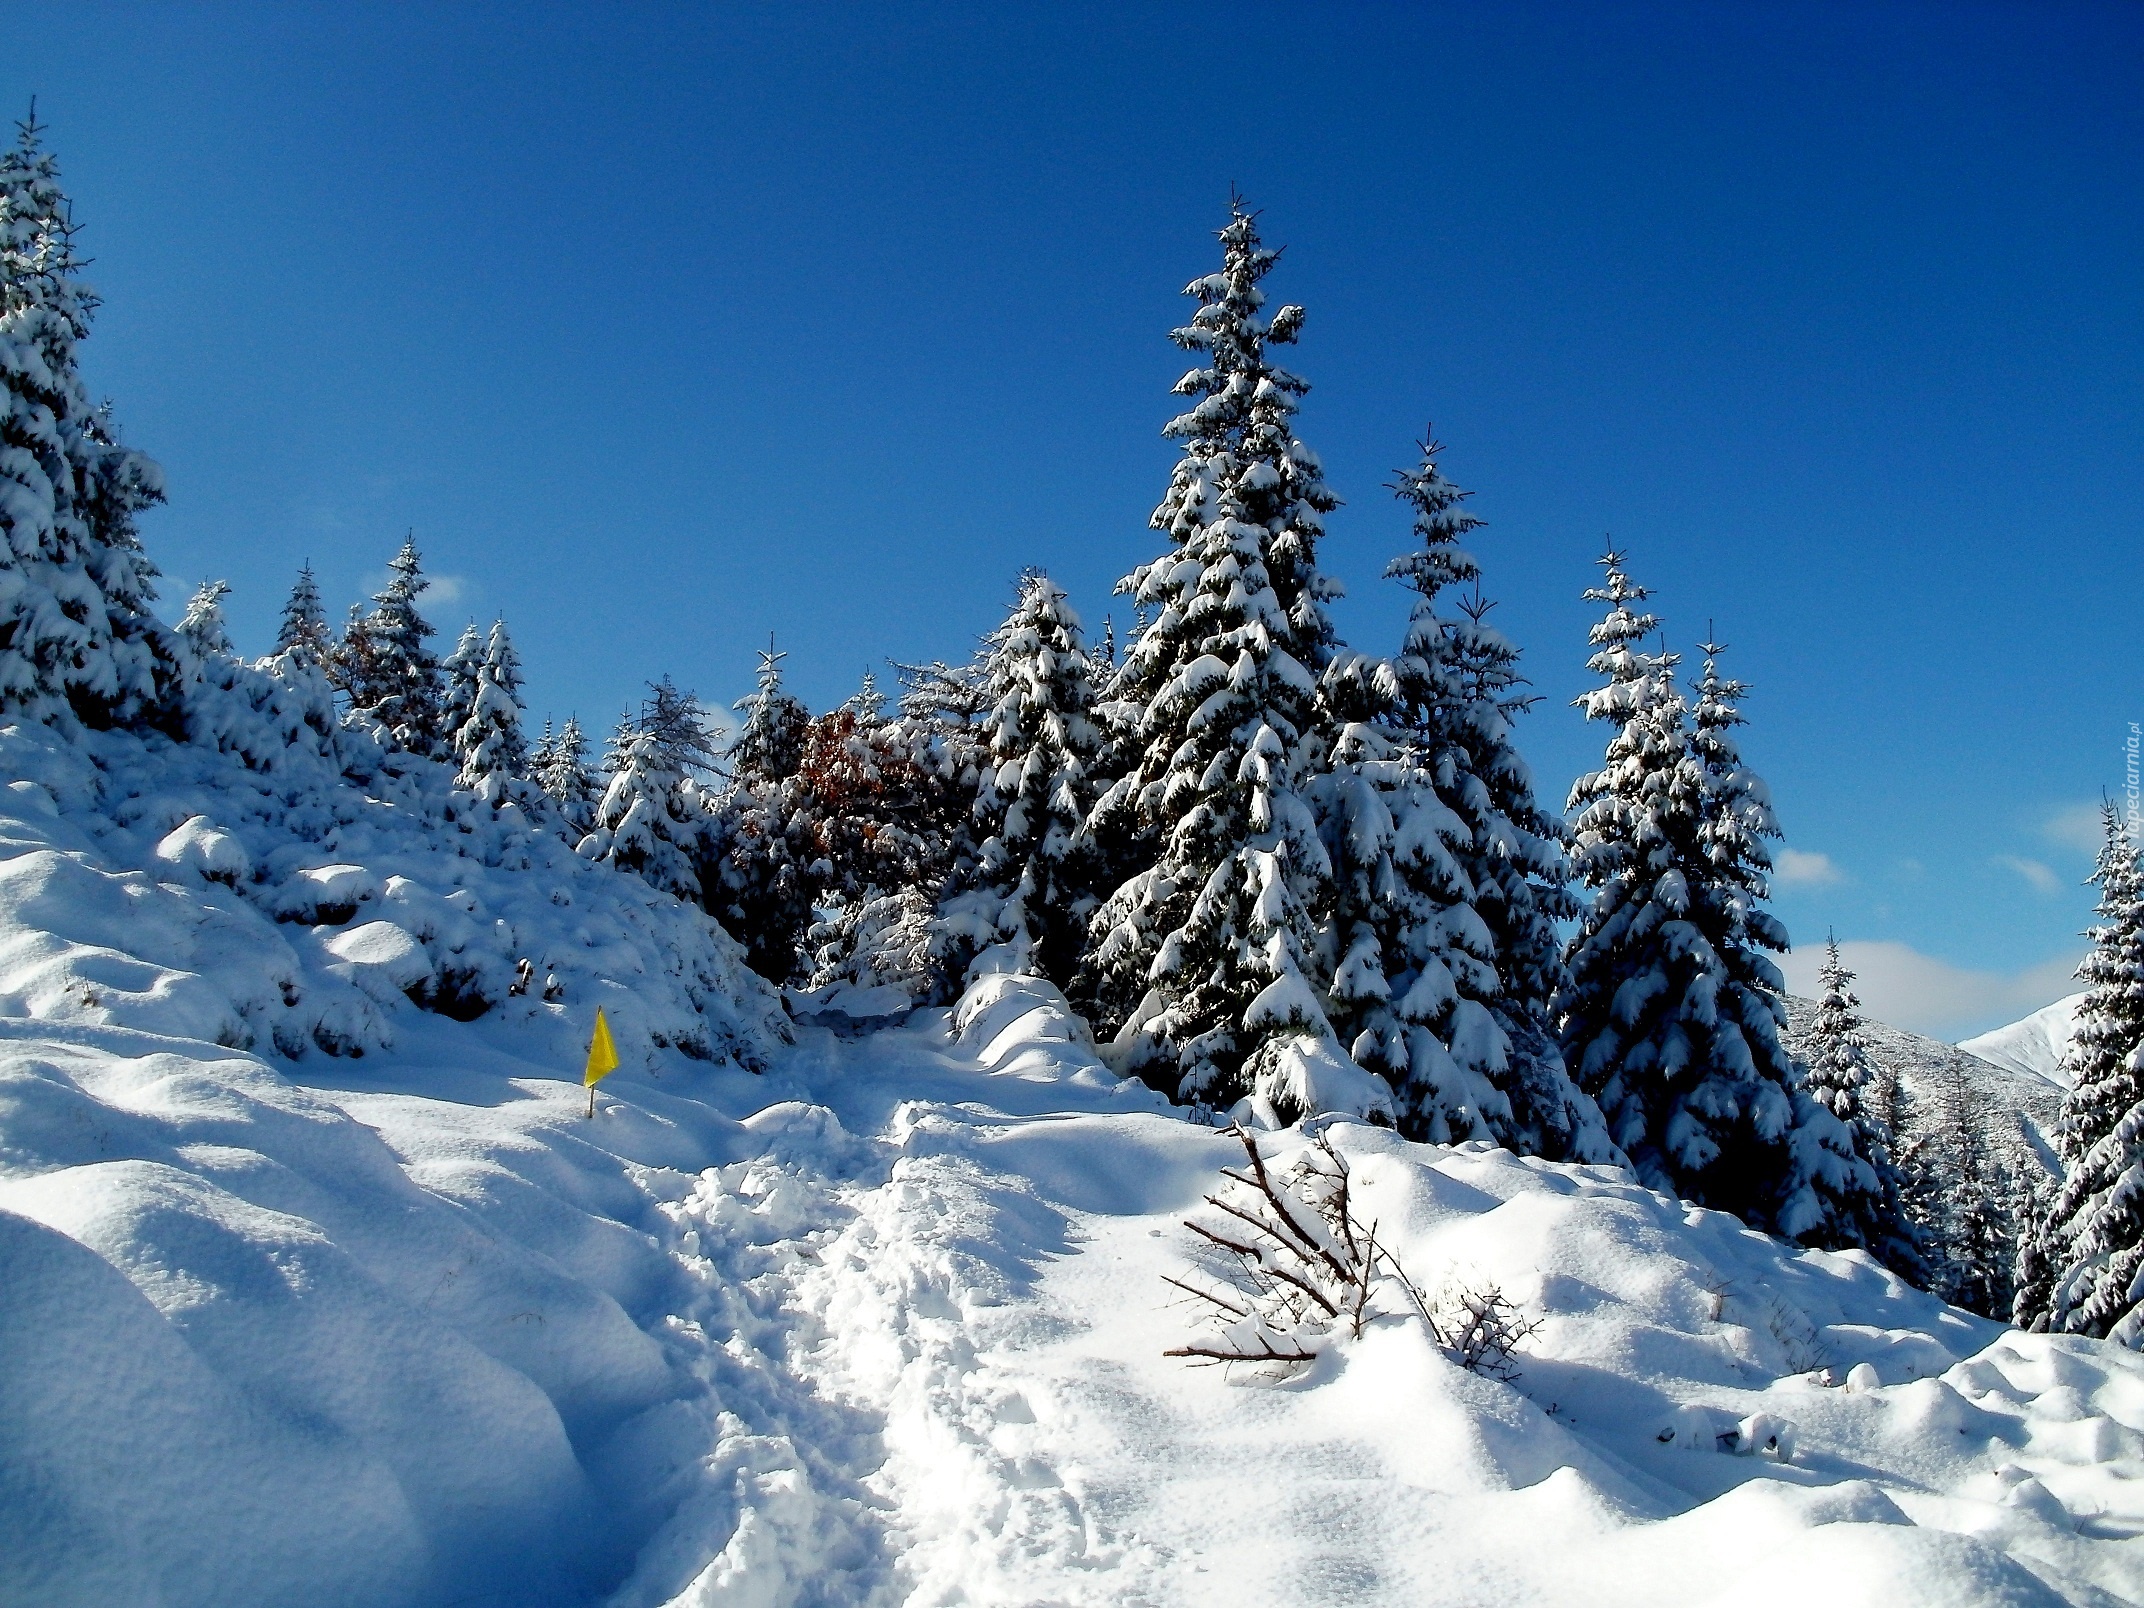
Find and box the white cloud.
[2043,802,2110,856]
[1774,848,1843,887]
[359,568,471,608]
[1994,855,2064,895]
[1777,939,2084,1040]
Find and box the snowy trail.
[686,989,2144,1608]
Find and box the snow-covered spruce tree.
[1323,433,1610,1158]
[534,714,598,836]
[439,622,483,754]
[346,537,442,755]
[2019,805,2144,1339]
[0,111,184,729]
[450,617,528,799]
[1897,1060,2031,1319]
[950,571,1106,986]
[728,639,809,789]
[708,643,819,983]
[587,710,703,902]
[1802,935,1923,1277]
[1686,639,1878,1249]
[1077,200,1375,1122]
[1558,562,1820,1236]
[640,674,725,780]
[1946,1107,2029,1321]
[275,562,331,664]
[1448,590,1615,1159]
[177,579,233,660]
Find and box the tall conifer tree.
[1323,434,1610,1158]
[451,618,528,797]
[2018,807,2144,1339]
[348,538,441,755]
[1079,200,1352,1117]
[592,713,702,902]
[439,622,483,754]
[728,640,809,790]
[0,111,181,728]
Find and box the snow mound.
[1962,994,2086,1088]
[0,718,787,1070]
[0,707,798,1604]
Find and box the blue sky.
[7,2,2138,1038]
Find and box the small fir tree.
[0,110,182,728]
[2018,806,2144,1339]
[591,712,703,902]
[1801,935,1922,1276]
[439,622,483,753]
[451,617,528,798]
[275,563,331,664]
[177,579,233,661]
[955,571,1106,985]
[535,714,598,835]
[348,537,442,755]
[706,644,818,982]
[728,639,809,790]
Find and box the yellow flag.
[584,1008,619,1087]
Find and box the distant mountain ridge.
[1959,993,2085,1088]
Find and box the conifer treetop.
[276,563,331,662]
[178,579,233,660]
[728,636,809,790]
[1385,428,1483,606]
[1575,548,1660,724]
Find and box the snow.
[1964,994,2087,1088]
[3,736,2143,1605]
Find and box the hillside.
[1781,995,2064,1170]
[3,727,2143,1606]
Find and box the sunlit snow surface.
[1963,995,2087,1090]
[0,724,2140,1606]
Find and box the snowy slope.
[1782,994,2064,1161]
[1964,995,2087,1089]
[4,739,2144,1605]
